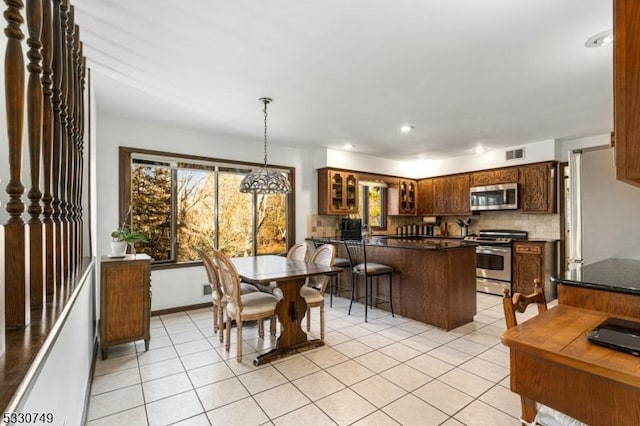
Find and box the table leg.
[520,396,536,424]
[254,277,324,365]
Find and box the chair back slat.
[344,239,366,271]
[503,279,548,329]
[306,244,335,293]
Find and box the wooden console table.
[501,304,640,425]
[100,254,152,359]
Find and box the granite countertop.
[307,235,476,251]
[551,258,640,296]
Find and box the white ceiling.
[74,0,613,161]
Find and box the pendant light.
[239,97,291,194]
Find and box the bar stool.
[313,238,351,307]
[344,239,394,322]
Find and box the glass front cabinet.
[318,168,359,215]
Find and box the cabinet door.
[318,169,359,215]
[450,174,470,214]
[399,179,417,215]
[520,162,556,213]
[432,177,450,214]
[471,168,518,186]
[417,178,433,215]
[614,0,640,187]
[512,243,543,295]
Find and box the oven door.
[476,245,511,282]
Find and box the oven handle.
[477,246,511,255]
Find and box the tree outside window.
[124,150,293,264]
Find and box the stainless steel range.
[464,229,528,296]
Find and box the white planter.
[110,241,128,257]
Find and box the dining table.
[501,304,640,425]
[231,254,342,366]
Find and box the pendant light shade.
[239,97,291,194]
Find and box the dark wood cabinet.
[519,162,557,213]
[389,178,418,215]
[470,167,519,186]
[318,168,359,215]
[417,178,434,215]
[432,174,470,215]
[614,0,640,188]
[450,174,470,214]
[512,241,556,299]
[432,176,450,215]
[100,254,152,359]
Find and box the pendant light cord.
[260,97,272,167]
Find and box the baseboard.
[151,302,213,316]
[81,336,99,426]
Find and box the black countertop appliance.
[339,218,362,240]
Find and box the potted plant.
[111,207,148,256]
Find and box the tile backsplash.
[307,211,561,240]
[439,210,560,240]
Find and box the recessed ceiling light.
[344,143,355,149]
[400,125,414,133]
[585,29,613,48]
[473,146,486,154]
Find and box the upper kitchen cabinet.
[519,162,557,213]
[389,179,418,216]
[614,0,640,188]
[318,168,359,215]
[433,174,471,215]
[470,167,519,186]
[417,178,434,215]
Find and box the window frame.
[359,182,388,231]
[119,146,296,269]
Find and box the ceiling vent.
[505,148,524,161]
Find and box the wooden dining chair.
[312,238,352,307]
[503,280,584,426]
[213,250,280,362]
[301,244,335,340]
[344,239,394,322]
[197,247,260,343]
[258,242,310,296]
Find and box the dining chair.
[312,238,352,307]
[503,280,584,426]
[213,250,280,362]
[301,244,335,340]
[196,247,260,343]
[344,239,394,322]
[258,242,310,296]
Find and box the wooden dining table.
[231,254,342,366]
[501,304,640,425]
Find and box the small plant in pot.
[111,207,148,256]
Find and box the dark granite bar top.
[307,235,476,251]
[551,258,640,296]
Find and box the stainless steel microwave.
[470,183,519,211]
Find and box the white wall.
[582,148,640,263]
[555,133,610,162]
[95,113,316,310]
[12,264,95,425]
[318,139,557,180]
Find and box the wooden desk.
[501,305,640,425]
[231,255,340,365]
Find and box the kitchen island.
[551,258,640,318]
[308,236,477,330]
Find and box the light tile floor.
[87,293,548,426]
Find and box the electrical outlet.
[203,283,212,295]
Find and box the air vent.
[505,148,524,161]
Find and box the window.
[358,182,387,230]
[120,148,295,266]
